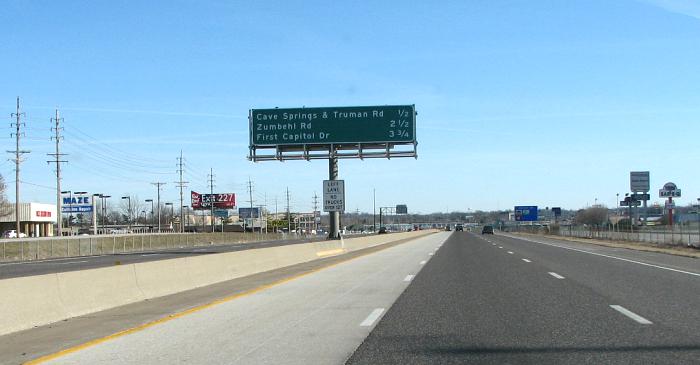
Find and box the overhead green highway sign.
[250,105,415,146]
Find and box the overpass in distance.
[0,229,698,364]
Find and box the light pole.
[61,190,71,235]
[145,199,154,231]
[182,205,189,232]
[613,193,620,232]
[140,210,146,229]
[100,195,111,233]
[696,198,699,245]
[121,196,131,230]
[165,203,173,230]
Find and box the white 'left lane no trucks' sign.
[323,180,345,212]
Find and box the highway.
[4,231,699,364]
[347,231,700,364]
[0,236,328,279]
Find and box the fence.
[0,232,285,262]
[508,224,700,248]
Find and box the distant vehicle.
[445,225,452,231]
[455,224,464,231]
[3,230,27,238]
[378,227,387,234]
[481,225,494,234]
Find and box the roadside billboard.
[514,206,538,222]
[191,191,236,210]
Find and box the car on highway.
[445,225,451,231]
[3,230,27,238]
[481,225,494,234]
[455,224,464,231]
[377,227,387,234]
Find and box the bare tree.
[575,207,609,226]
[0,174,11,218]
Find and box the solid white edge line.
[522,259,531,263]
[56,260,89,265]
[508,235,700,277]
[610,305,653,324]
[548,272,565,279]
[360,308,385,327]
[404,275,415,282]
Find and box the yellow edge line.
[316,248,346,257]
[24,236,420,364]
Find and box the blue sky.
[2,0,700,214]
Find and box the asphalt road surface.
[347,231,700,364]
[9,231,699,364]
[0,236,329,279]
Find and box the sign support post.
[328,151,340,239]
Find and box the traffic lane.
[40,232,450,365]
[486,232,700,336]
[347,232,700,364]
[503,232,700,273]
[0,236,323,279]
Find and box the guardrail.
[0,232,286,262]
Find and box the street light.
[145,199,154,231]
[141,210,146,228]
[100,195,111,233]
[696,198,700,245]
[182,205,189,232]
[165,203,173,230]
[121,196,131,230]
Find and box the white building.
[0,203,58,237]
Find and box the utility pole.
[373,188,376,232]
[175,151,188,233]
[313,192,319,233]
[48,109,68,237]
[247,177,254,233]
[151,182,166,233]
[286,187,291,233]
[208,168,215,233]
[8,97,30,236]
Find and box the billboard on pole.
[630,171,650,192]
[514,206,538,221]
[191,191,236,210]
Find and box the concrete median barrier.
[0,230,435,335]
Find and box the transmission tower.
[8,97,30,236]
[207,168,215,232]
[175,151,189,232]
[47,109,68,236]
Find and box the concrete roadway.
[26,231,449,364]
[0,236,330,279]
[347,231,700,364]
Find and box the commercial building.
[0,203,57,237]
